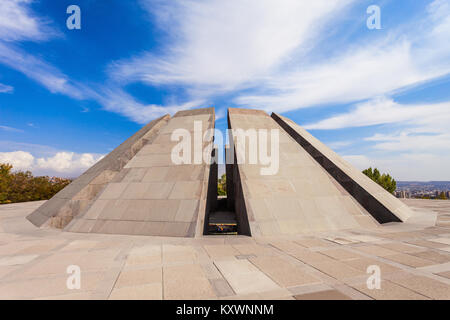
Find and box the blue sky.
[0,0,449,180]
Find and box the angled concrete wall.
[272,112,414,223]
[64,108,216,237]
[228,108,378,236]
[27,114,170,229]
[27,106,412,239]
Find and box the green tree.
[363,167,397,193]
[0,163,72,204]
[0,163,13,203]
[217,174,226,196]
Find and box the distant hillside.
[397,181,450,191]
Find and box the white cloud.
[0,41,200,122]
[0,82,13,93]
[235,0,450,112]
[1,0,449,184]
[304,92,450,181]
[319,96,450,180]
[0,0,53,41]
[305,97,450,154]
[0,0,86,99]
[110,0,355,96]
[0,150,104,177]
[235,41,429,111]
[0,43,88,99]
[104,0,450,116]
[0,151,34,170]
[0,140,58,156]
[93,87,205,124]
[36,152,103,174]
[367,132,450,153]
[1,0,449,125]
[0,1,203,123]
[0,125,22,132]
[0,0,87,112]
[305,98,450,131]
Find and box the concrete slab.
[61,108,215,237]
[351,281,429,300]
[249,256,321,287]
[214,259,280,295]
[109,283,163,300]
[0,200,449,299]
[389,275,450,300]
[27,115,170,229]
[294,289,352,300]
[227,108,370,236]
[383,253,436,268]
[272,112,416,224]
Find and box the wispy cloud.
[0,1,199,123]
[366,132,450,153]
[2,0,449,124]
[322,96,450,180]
[0,125,23,133]
[0,1,84,99]
[305,98,450,131]
[0,41,201,122]
[235,0,450,112]
[92,87,205,124]
[0,43,89,99]
[110,0,356,97]
[108,0,450,116]
[0,82,13,93]
[0,0,56,41]
[343,153,450,181]
[308,96,450,159]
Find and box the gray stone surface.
[27,115,171,229]
[0,199,449,300]
[272,112,416,224]
[64,108,215,237]
[227,108,378,237]
[25,107,420,241]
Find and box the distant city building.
[395,190,410,199]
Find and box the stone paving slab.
[0,199,449,300]
[249,255,321,287]
[389,274,450,300]
[351,280,430,300]
[214,259,281,295]
[294,289,352,300]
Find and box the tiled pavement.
[0,199,449,300]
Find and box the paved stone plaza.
[0,199,448,300]
[2,108,449,300]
